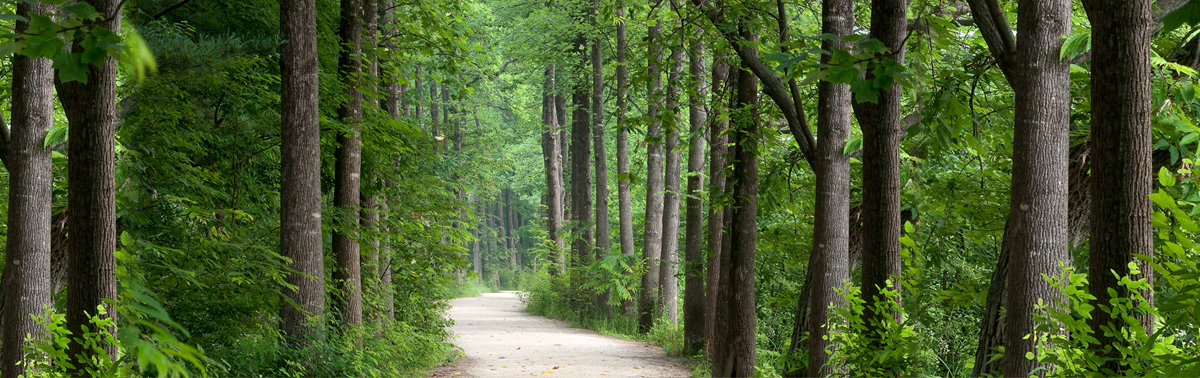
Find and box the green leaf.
[0,40,25,57]
[20,35,64,59]
[1162,0,1200,34]
[52,53,88,84]
[60,2,97,19]
[43,124,67,148]
[1160,166,1177,187]
[843,137,863,156]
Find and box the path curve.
[428,291,690,377]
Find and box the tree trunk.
[332,0,365,327]
[60,0,122,369]
[1084,0,1155,368]
[615,1,636,314]
[592,0,610,265]
[361,194,381,322]
[682,35,709,354]
[804,0,854,373]
[415,68,424,130]
[1,3,56,375]
[506,189,518,267]
[474,202,484,275]
[1002,0,1071,375]
[542,65,567,274]
[279,0,325,346]
[431,82,440,154]
[853,0,906,334]
[713,42,759,377]
[659,47,686,326]
[571,54,595,310]
[639,18,666,333]
[704,54,731,356]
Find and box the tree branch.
[965,0,1015,81]
[151,0,191,20]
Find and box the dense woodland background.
[2,0,1200,376]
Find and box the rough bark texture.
[1084,0,1155,367]
[361,195,382,322]
[615,1,636,314]
[542,65,566,273]
[279,0,325,345]
[1002,0,1072,375]
[804,0,854,374]
[61,0,122,368]
[659,48,685,326]
[1,3,56,375]
[681,36,708,354]
[592,0,611,264]
[638,18,665,333]
[571,67,595,308]
[712,44,759,377]
[332,0,365,327]
[854,0,907,333]
[704,54,731,356]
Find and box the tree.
[570,35,595,308]
[591,0,611,272]
[804,0,854,374]
[1084,0,1155,368]
[639,15,666,333]
[1001,0,1072,375]
[614,0,636,313]
[279,0,325,346]
[853,0,906,335]
[681,31,708,354]
[0,3,56,375]
[704,52,730,355]
[332,0,365,327]
[542,64,567,274]
[60,0,123,368]
[659,47,685,326]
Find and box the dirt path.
[428,291,691,378]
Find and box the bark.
[571,57,595,309]
[853,0,906,335]
[332,0,365,327]
[592,0,610,265]
[506,189,518,267]
[431,82,440,153]
[279,0,325,345]
[361,195,382,322]
[1002,0,1072,375]
[415,68,424,129]
[381,1,398,120]
[380,200,393,320]
[682,35,708,354]
[61,0,122,368]
[542,65,566,274]
[704,54,731,355]
[1084,0,1155,367]
[712,42,759,377]
[615,1,636,314]
[639,18,666,333]
[474,202,484,275]
[1,3,56,375]
[659,48,685,326]
[803,0,854,374]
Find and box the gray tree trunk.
[615,1,636,314]
[332,0,365,327]
[659,47,685,326]
[638,18,666,333]
[682,35,709,354]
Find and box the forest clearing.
[1,0,1200,376]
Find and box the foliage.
[823,283,918,377]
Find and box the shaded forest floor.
[428,292,691,377]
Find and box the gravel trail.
[428,291,691,378]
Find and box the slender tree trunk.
[853,0,906,334]
[542,65,566,274]
[332,0,365,327]
[431,82,440,153]
[682,35,709,354]
[615,1,636,314]
[1003,0,1071,375]
[704,54,731,355]
[1085,0,1154,369]
[60,0,121,368]
[805,0,854,373]
[506,189,517,267]
[659,48,685,326]
[415,68,424,130]
[279,0,325,345]
[571,52,595,310]
[559,94,569,224]
[592,0,610,265]
[713,42,759,376]
[380,200,393,320]
[1,4,56,375]
[361,195,381,322]
[639,17,666,333]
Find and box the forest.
[1,0,1200,376]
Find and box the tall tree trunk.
[380,200,393,320]
[805,0,854,373]
[558,94,569,224]
[506,189,517,267]
[361,194,381,322]
[704,54,731,355]
[60,0,122,368]
[474,202,484,275]
[1,3,56,375]
[1084,0,1154,368]
[639,17,666,333]
[279,0,325,345]
[431,82,440,154]
[542,65,566,274]
[415,68,424,130]
[571,54,595,310]
[659,48,685,326]
[682,35,709,354]
[1003,0,1071,375]
[713,41,759,376]
[615,1,636,314]
[332,0,365,327]
[854,0,906,334]
[592,0,610,265]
